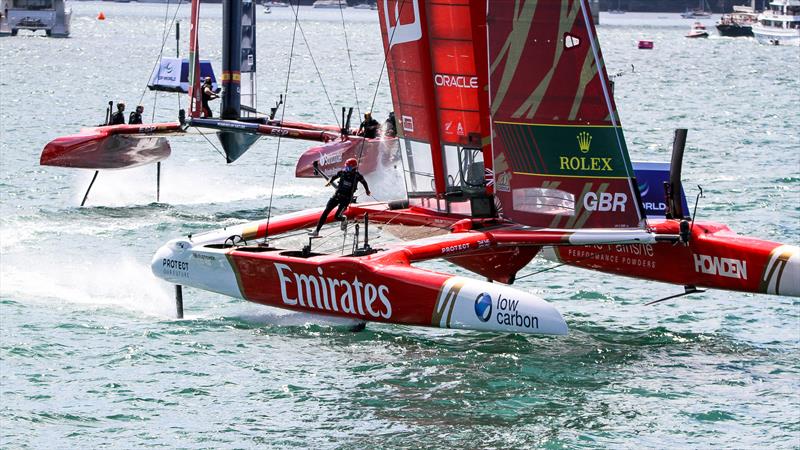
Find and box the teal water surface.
[1,4,799,448]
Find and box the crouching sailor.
[310,158,370,237]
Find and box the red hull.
[295,137,401,178]
[546,220,799,297]
[40,123,182,170]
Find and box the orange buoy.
[97,12,105,20]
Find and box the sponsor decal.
[577,131,592,154]
[565,244,656,269]
[441,243,470,254]
[693,254,748,280]
[401,115,414,132]
[162,258,189,279]
[642,201,666,212]
[560,156,613,172]
[434,74,478,89]
[559,131,614,172]
[638,181,650,196]
[274,263,392,319]
[583,192,628,212]
[270,128,289,137]
[191,253,217,268]
[383,0,422,49]
[224,121,250,130]
[443,121,466,136]
[474,293,492,322]
[495,171,511,192]
[319,151,343,167]
[494,294,539,329]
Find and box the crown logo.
[577,131,592,154]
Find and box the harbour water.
[1,4,799,448]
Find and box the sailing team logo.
[577,131,592,154]
[474,293,493,322]
[383,0,422,49]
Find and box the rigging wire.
[263,0,302,243]
[196,127,228,160]
[138,0,183,109]
[337,0,361,119]
[293,18,341,128]
[150,0,173,122]
[346,0,406,203]
[355,0,405,168]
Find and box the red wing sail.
[487,0,644,229]
[378,0,491,197]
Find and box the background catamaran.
[39,0,397,204]
[146,0,798,336]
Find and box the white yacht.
[313,0,346,8]
[752,0,800,45]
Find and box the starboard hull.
[543,220,800,297]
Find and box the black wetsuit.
[202,86,215,118]
[314,169,370,234]
[129,111,143,125]
[109,111,125,125]
[383,114,396,137]
[358,118,380,139]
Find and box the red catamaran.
[144,0,797,335]
[39,0,394,202]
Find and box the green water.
[1,4,798,448]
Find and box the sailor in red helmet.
[310,158,370,237]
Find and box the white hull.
[753,25,800,45]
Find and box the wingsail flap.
[487,0,644,229]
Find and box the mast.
[217,0,259,163]
[221,0,257,120]
[187,0,202,118]
[221,0,242,119]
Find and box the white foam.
[0,252,176,318]
[71,166,323,207]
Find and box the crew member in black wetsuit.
[310,158,370,237]
[201,77,219,118]
[128,105,144,124]
[357,112,380,139]
[109,102,126,125]
[383,111,396,137]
